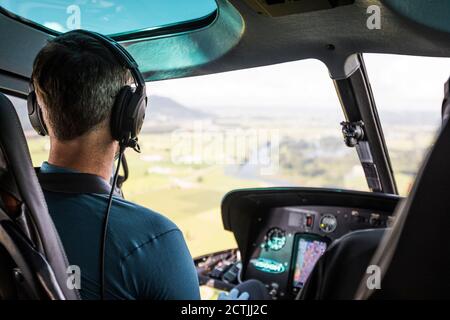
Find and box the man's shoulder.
[111,199,199,300]
[109,197,181,252]
[110,199,179,237]
[44,189,183,259]
[45,189,179,237]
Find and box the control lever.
[268,282,279,299]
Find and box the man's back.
[41,162,200,300]
[28,31,200,300]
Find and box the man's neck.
[48,136,117,181]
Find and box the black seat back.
[299,78,450,300]
[356,78,450,299]
[0,93,79,300]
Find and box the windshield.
[0,0,217,36]
[21,59,367,257]
[365,54,450,195]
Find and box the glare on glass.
[0,0,217,36]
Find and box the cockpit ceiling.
[99,0,450,80]
[186,0,450,80]
[243,0,355,17]
[1,0,450,91]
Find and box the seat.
[354,76,450,299]
[357,115,450,299]
[301,77,450,300]
[0,93,80,300]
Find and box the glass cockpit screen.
[292,236,327,288]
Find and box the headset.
[27,29,147,151]
[27,29,148,299]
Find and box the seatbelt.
[35,169,122,197]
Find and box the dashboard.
[195,188,400,300]
[245,205,393,299]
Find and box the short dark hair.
[32,32,129,141]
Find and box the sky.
[3,1,449,114]
[147,54,450,113]
[0,0,217,34]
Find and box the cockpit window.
[365,54,450,196]
[0,0,217,36]
[21,59,366,256]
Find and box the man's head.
[31,32,129,141]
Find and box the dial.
[266,228,286,251]
[319,214,337,233]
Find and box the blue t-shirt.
[40,162,200,300]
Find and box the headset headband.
[65,29,146,90]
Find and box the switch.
[387,216,395,227]
[306,215,314,228]
[269,282,279,299]
[369,213,381,226]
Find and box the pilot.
[30,31,201,300]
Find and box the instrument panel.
[195,188,401,300]
[245,205,393,299]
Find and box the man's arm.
[120,229,200,300]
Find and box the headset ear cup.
[134,95,147,137]
[110,86,133,142]
[27,91,48,136]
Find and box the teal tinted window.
[384,0,450,33]
[0,0,217,36]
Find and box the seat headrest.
[0,93,79,300]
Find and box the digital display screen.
[292,237,327,288]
